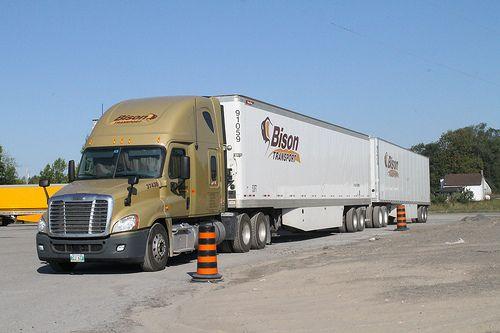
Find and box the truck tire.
[345,208,358,233]
[250,212,267,250]
[356,207,365,231]
[1,217,14,226]
[381,206,388,227]
[218,240,233,253]
[417,206,424,223]
[423,206,428,222]
[48,261,77,273]
[417,206,428,223]
[365,206,373,228]
[372,206,383,228]
[142,223,169,272]
[232,213,252,253]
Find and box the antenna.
[101,103,104,116]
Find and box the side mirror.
[125,176,139,206]
[68,160,76,183]
[39,179,50,204]
[179,156,190,180]
[39,179,50,188]
[128,175,139,186]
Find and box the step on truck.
[36,95,430,272]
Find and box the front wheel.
[142,223,169,272]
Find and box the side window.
[202,111,215,133]
[168,148,185,179]
[210,155,217,184]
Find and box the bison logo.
[261,117,272,145]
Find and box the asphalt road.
[0,213,499,333]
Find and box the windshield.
[77,147,165,180]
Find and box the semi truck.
[36,95,430,272]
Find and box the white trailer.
[216,95,371,232]
[369,137,430,225]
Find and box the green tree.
[35,158,68,184]
[412,123,500,193]
[0,145,19,184]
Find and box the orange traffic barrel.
[395,204,409,231]
[191,224,223,282]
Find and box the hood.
[54,179,131,198]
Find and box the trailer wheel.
[356,207,365,231]
[218,240,233,253]
[417,206,428,223]
[372,206,383,228]
[365,206,373,228]
[417,206,424,223]
[142,223,169,272]
[250,212,267,250]
[48,261,77,273]
[423,206,428,222]
[232,213,252,253]
[345,208,358,233]
[381,206,388,227]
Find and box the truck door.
[189,102,223,216]
[161,143,190,218]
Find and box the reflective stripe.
[198,244,217,251]
[197,256,217,263]
[196,267,218,275]
[199,232,216,239]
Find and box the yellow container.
[0,184,65,223]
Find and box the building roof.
[443,173,483,186]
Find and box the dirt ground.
[1,214,499,333]
[131,215,500,333]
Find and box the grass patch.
[430,199,500,213]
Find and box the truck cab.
[36,96,228,272]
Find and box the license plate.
[70,254,85,263]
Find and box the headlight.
[112,214,139,233]
[38,216,48,233]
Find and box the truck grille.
[49,197,111,236]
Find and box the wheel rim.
[242,223,251,245]
[359,213,365,227]
[258,221,267,243]
[352,213,358,229]
[383,210,388,225]
[152,233,166,262]
[378,210,383,225]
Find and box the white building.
[440,172,492,201]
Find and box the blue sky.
[1,0,499,177]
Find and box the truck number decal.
[235,109,241,142]
[146,181,159,190]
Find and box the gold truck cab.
[36,96,228,272]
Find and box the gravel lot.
[0,213,499,333]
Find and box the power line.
[329,20,500,87]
